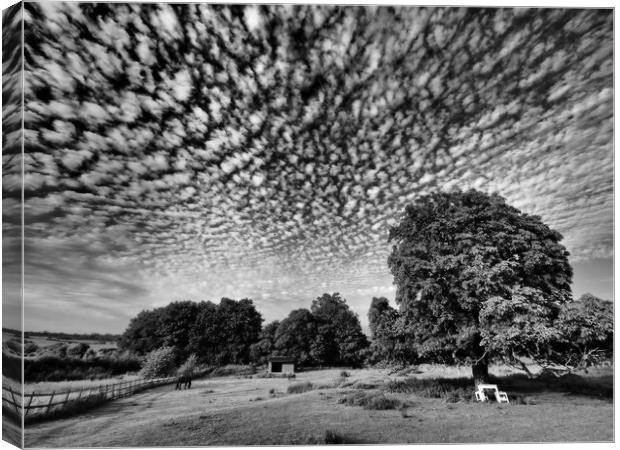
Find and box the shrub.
[211,364,256,377]
[287,382,314,394]
[340,370,350,378]
[140,347,177,379]
[268,388,275,394]
[2,352,22,380]
[67,343,90,359]
[5,340,21,353]
[364,393,403,410]
[385,377,472,400]
[23,342,39,354]
[177,354,198,376]
[339,391,407,410]
[324,429,349,444]
[21,354,141,382]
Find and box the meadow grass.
[23,366,613,447]
[286,381,314,394]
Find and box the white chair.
[495,391,509,404]
[474,384,510,404]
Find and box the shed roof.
[268,356,296,363]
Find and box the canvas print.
[2,2,614,447]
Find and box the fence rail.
[2,376,176,419]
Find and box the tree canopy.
[119,298,263,365]
[273,309,318,366]
[387,189,574,382]
[271,293,369,367]
[310,293,369,367]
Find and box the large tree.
[310,293,369,367]
[273,309,318,366]
[387,189,573,386]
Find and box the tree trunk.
[472,358,489,389]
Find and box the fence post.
[77,388,83,401]
[46,391,55,414]
[25,392,35,418]
[64,391,71,405]
[8,387,20,415]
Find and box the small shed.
[268,356,296,374]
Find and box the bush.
[140,347,177,379]
[23,342,39,354]
[385,377,472,400]
[324,429,348,444]
[211,364,256,377]
[364,393,404,410]
[287,382,314,394]
[339,391,408,410]
[67,343,90,359]
[5,340,21,353]
[177,354,198,376]
[21,354,141,382]
[2,352,22,380]
[340,370,350,378]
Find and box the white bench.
[474,384,509,404]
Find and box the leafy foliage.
[273,309,318,366]
[271,293,369,367]
[387,190,573,375]
[120,298,263,365]
[552,294,613,369]
[67,343,91,359]
[177,353,198,377]
[367,297,414,363]
[310,293,369,367]
[250,320,280,364]
[140,346,177,379]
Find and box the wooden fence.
[2,376,176,420]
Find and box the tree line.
[119,293,369,368]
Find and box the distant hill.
[3,328,120,343]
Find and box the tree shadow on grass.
[384,372,612,402]
[489,372,613,400]
[323,429,374,444]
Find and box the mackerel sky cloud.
[3,4,613,333]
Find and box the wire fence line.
[2,376,176,419]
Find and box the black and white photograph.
[1,1,614,447]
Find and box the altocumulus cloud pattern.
[3,4,613,331]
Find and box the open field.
[3,332,117,358]
[24,365,613,447]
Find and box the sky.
[1,4,613,334]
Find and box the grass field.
[23,365,613,446]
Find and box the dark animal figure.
[175,374,192,390]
